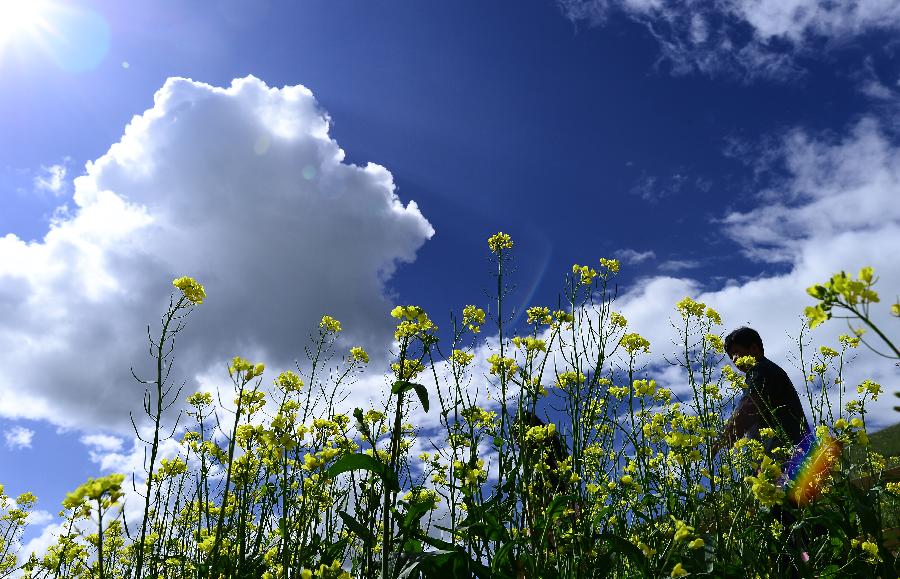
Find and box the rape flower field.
[1,233,898,578]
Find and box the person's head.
[724,327,764,367]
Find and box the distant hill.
[870,421,900,459]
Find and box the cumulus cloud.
[4,426,34,449]
[558,0,900,78]
[0,76,434,432]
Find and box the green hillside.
[870,421,900,460]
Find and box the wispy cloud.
[558,0,900,80]
[33,163,67,196]
[658,259,700,272]
[616,248,656,264]
[4,426,34,449]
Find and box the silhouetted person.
[715,327,813,578]
[715,327,810,454]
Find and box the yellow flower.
[833,418,848,430]
[462,305,486,332]
[275,370,304,392]
[706,333,724,354]
[670,562,688,577]
[892,302,900,317]
[688,538,704,550]
[619,332,650,355]
[599,257,620,273]
[526,306,552,325]
[450,349,475,367]
[487,232,513,253]
[734,355,756,371]
[676,296,705,319]
[392,358,425,380]
[573,263,598,285]
[187,391,213,407]
[745,455,785,507]
[860,540,880,563]
[672,517,694,541]
[819,345,839,358]
[857,379,882,400]
[349,347,369,364]
[63,473,125,509]
[487,354,517,377]
[610,311,627,327]
[229,356,264,379]
[172,276,206,305]
[704,306,722,325]
[804,305,829,329]
[320,315,342,333]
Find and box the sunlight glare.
[0,0,52,48]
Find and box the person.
[715,327,814,577]
[715,326,811,454]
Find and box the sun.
[0,0,54,53]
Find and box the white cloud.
[658,259,700,272]
[558,0,900,78]
[721,118,900,263]
[25,509,53,527]
[4,426,34,449]
[616,248,656,264]
[33,163,67,196]
[81,433,124,452]
[618,118,900,428]
[0,76,434,432]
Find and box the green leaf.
[392,380,429,413]
[413,535,492,579]
[326,453,399,492]
[597,532,647,572]
[338,511,374,547]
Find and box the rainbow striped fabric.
[782,431,843,507]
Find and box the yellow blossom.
[599,257,620,273]
[462,305,486,332]
[450,349,475,366]
[349,346,369,364]
[573,263,598,285]
[487,354,517,377]
[857,379,882,400]
[275,370,304,392]
[804,305,829,329]
[734,355,756,371]
[676,296,705,318]
[819,345,839,358]
[172,276,206,305]
[620,332,650,355]
[526,306,552,325]
[610,311,627,327]
[319,315,342,333]
[487,232,513,253]
[670,562,688,577]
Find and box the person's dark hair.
[724,326,764,355]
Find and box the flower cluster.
[172,276,206,305]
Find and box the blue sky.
[1,0,900,556]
